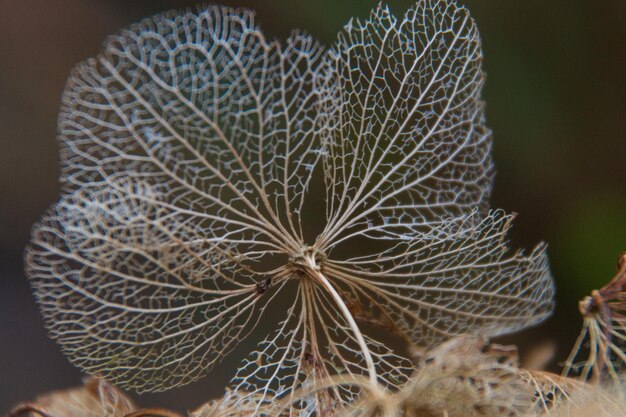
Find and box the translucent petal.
[326,211,555,347]
[58,5,324,249]
[230,282,412,415]
[27,4,324,392]
[318,2,493,247]
[27,181,273,392]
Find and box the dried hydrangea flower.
[25,0,555,410]
[563,253,626,392]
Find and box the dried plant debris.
[563,253,626,389]
[268,336,534,417]
[123,409,186,417]
[191,390,278,417]
[268,336,626,417]
[24,0,555,414]
[541,384,626,417]
[523,370,626,417]
[403,336,533,417]
[518,370,588,415]
[9,378,136,417]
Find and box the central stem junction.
[287,244,379,387]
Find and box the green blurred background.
[1,0,624,411]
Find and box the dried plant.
[401,337,533,417]
[563,253,626,390]
[541,384,626,417]
[24,0,555,414]
[268,336,626,417]
[268,336,541,417]
[520,369,626,417]
[518,370,587,415]
[9,378,136,417]
[191,389,278,417]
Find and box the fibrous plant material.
[24,0,555,413]
[522,369,626,417]
[402,337,533,417]
[269,336,626,417]
[563,253,626,390]
[268,336,544,417]
[191,390,278,417]
[541,384,626,417]
[518,370,588,415]
[9,378,136,417]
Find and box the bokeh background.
[1,0,624,412]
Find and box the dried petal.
[11,378,135,417]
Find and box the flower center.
[288,244,327,280]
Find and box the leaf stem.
[305,256,379,387]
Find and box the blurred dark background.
[1,0,624,412]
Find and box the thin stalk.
[305,256,379,388]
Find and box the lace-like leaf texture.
[25,0,555,408]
